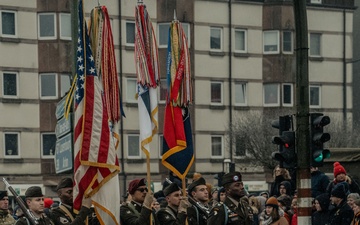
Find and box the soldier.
[207,171,253,225]
[156,183,190,225]
[15,186,54,225]
[0,190,16,225]
[49,178,92,225]
[120,178,154,225]
[187,177,210,225]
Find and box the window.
[128,135,140,158]
[311,0,322,3]
[126,78,137,102]
[310,85,321,108]
[283,31,293,53]
[310,33,321,56]
[126,21,135,45]
[263,30,279,54]
[1,10,16,37]
[60,74,71,98]
[42,133,56,157]
[234,29,247,53]
[158,23,170,47]
[210,27,222,51]
[38,13,56,39]
[234,83,247,106]
[159,134,163,157]
[282,83,293,107]
[264,83,279,106]
[211,136,223,157]
[40,73,58,99]
[235,136,246,157]
[3,72,18,98]
[4,133,19,158]
[159,79,167,103]
[211,82,223,104]
[60,13,71,40]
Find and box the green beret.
[25,186,43,198]
[56,178,73,191]
[222,171,242,186]
[163,183,180,196]
[187,177,206,194]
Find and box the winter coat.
[329,199,354,225]
[326,175,360,196]
[311,170,330,198]
[312,193,331,225]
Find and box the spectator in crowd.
[209,186,219,206]
[270,166,293,197]
[256,196,267,214]
[326,162,360,196]
[120,178,155,225]
[259,191,269,200]
[329,183,353,225]
[347,193,360,208]
[259,197,288,225]
[249,196,260,225]
[290,198,297,225]
[311,166,330,198]
[351,199,360,225]
[278,181,292,197]
[277,195,293,224]
[312,193,331,225]
[13,205,24,220]
[217,187,226,203]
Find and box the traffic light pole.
[293,1,312,224]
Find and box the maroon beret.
[128,178,146,195]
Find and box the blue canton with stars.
[75,0,97,106]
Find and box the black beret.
[0,191,7,200]
[163,183,181,196]
[56,178,73,191]
[25,186,43,198]
[187,177,206,194]
[222,171,242,186]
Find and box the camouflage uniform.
[0,210,16,225]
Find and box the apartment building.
[0,0,355,197]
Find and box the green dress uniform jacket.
[187,203,209,225]
[120,201,152,225]
[49,204,91,225]
[15,215,54,225]
[156,206,187,225]
[207,197,253,225]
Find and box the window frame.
[234,82,247,106]
[234,28,247,53]
[2,71,19,98]
[41,133,56,158]
[282,31,293,54]
[1,10,17,38]
[4,132,20,159]
[40,73,58,99]
[158,22,170,48]
[310,33,322,57]
[263,83,280,107]
[282,83,293,107]
[210,81,223,105]
[210,27,223,51]
[125,20,135,46]
[211,135,224,158]
[59,13,71,40]
[309,85,321,108]
[126,78,137,103]
[38,12,57,40]
[310,0,322,3]
[263,30,280,54]
[60,74,72,98]
[127,134,141,159]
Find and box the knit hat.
[265,196,279,209]
[128,178,146,195]
[331,183,347,199]
[44,198,53,208]
[333,162,346,177]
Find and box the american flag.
[73,1,120,225]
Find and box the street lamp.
[223,159,231,173]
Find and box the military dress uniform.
[50,204,91,225]
[120,201,153,225]
[0,210,16,225]
[186,178,210,225]
[156,206,187,225]
[15,215,54,225]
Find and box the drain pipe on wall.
[228,0,233,162]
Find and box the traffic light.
[271,116,296,169]
[310,113,331,167]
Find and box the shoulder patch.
[59,217,69,224]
